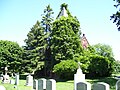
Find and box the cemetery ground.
[0,76,118,90]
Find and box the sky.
[0,0,120,60]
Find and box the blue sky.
[0,0,120,60]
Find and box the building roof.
[81,34,89,49]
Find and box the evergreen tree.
[23,21,47,73]
[23,5,54,75]
[41,5,54,76]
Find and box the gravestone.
[2,67,10,83]
[77,82,91,90]
[10,79,15,84]
[93,82,110,90]
[26,74,33,86]
[15,73,19,85]
[74,62,85,90]
[0,85,6,90]
[116,80,120,90]
[33,79,38,90]
[38,78,46,90]
[46,79,56,90]
[0,73,3,80]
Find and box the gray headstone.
[0,85,6,90]
[46,79,56,90]
[33,79,38,90]
[38,78,46,90]
[93,82,110,90]
[116,80,120,90]
[77,82,91,90]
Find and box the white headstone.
[0,85,6,90]
[116,80,120,90]
[38,78,46,90]
[77,82,91,90]
[74,62,85,90]
[33,79,38,90]
[15,73,19,85]
[10,79,15,84]
[93,82,110,90]
[26,74,33,86]
[46,79,56,90]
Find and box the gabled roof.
[81,34,89,49]
[57,7,68,19]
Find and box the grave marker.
[116,80,120,90]
[77,82,91,90]
[38,78,46,90]
[93,82,110,90]
[15,73,19,85]
[33,79,38,90]
[74,62,85,90]
[46,79,56,90]
[26,74,33,86]
[0,85,6,90]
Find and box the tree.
[111,0,120,31]
[88,44,115,77]
[88,55,113,77]
[50,4,83,70]
[0,40,23,73]
[53,60,78,79]
[92,43,114,57]
[41,5,54,76]
[23,5,54,75]
[24,21,47,73]
[41,4,54,33]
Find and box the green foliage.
[41,4,54,76]
[88,55,114,77]
[53,60,78,79]
[93,43,114,57]
[51,16,83,65]
[41,4,54,32]
[0,40,23,73]
[111,0,120,31]
[23,21,47,73]
[75,55,90,74]
[113,60,120,74]
[24,5,54,75]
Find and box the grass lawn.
[0,80,32,90]
[0,77,117,90]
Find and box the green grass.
[0,80,32,90]
[0,77,117,90]
[86,77,117,90]
[57,80,74,90]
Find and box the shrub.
[53,60,78,80]
[88,55,114,77]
